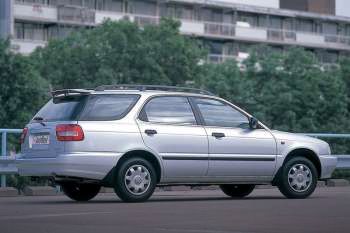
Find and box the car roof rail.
[94,84,215,96]
[51,89,92,98]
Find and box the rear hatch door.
[22,93,87,158]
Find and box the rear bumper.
[16,152,122,180]
[319,155,337,179]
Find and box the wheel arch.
[102,149,162,187]
[273,147,322,185]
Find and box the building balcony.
[95,11,133,24]
[57,5,95,25]
[14,2,58,22]
[207,54,237,63]
[180,20,205,35]
[11,39,47,55]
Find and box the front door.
[191,97,277,179]
[137,95,208,180]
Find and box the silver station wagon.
[17,85,337,202]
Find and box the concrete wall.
[217,0,279,9]
[280,0,335,15]
[335,0,350,18]
[280,0,308,11]
[309,0,335,15]
[0,0,12,39]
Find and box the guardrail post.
[1,132,7,188]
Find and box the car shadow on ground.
[18,195,323,205]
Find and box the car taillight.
[20,127,28,144]
[56,124,84,141]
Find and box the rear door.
[137,95,209,179]
[21,95,86,158]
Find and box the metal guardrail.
[303,133,350,138]
[0,129,349,188]
[0,129,22,188]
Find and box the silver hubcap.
[124,165,151,195]
[288,164,312,192]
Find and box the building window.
[15,22,46,41]
[94,0,123,11]
[223,42,238,56]
[223,11,234,24]
[269,16,283,29]
[129,0,157,15]
[237,12,258,27]
[15,0,51,4]
[238,43,253,53]
[201,8,223,23]
[257,15,267,27]
[322,22,338,35]
[297,19,314,33]
[161,4,194,20]
[207,41,223,55]
[317,50,338,63]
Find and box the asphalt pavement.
[0,187,349,233]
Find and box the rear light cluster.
[56,124,84,141]
[20,127,28,144]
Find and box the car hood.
[270,130,325,144]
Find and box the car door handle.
[145,129,157,135]
[212,132,225,138]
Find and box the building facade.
[281,0,350,18]
[0,0,350,64]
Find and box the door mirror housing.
[249,117,259,129]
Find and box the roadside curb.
[23,186,58,196]
[326,179,350,187]
[0,187,18,197]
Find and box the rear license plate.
[31,134,50,145]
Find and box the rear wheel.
[114,157,157,202]
[277,157,317,199]
[220,184,255,198]
[61,183,101,202]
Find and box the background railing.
[0,129,349,188]
[0,129,22,188]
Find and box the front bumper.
[319,155,338,179]
[16,152,121,180]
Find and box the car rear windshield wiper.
[33,116,44,121]
[33,116,46,126]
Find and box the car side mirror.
[249,117,259,130]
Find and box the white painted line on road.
[0,211,113,221]
[155,228,255,233]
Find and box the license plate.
[32,134,50,145]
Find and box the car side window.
[141,96,197,125]
[193,98,249,128]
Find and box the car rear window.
[33,94,140,122]
[78,94,140,121]
[33,95,86,122]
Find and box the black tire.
[220,184,255,198]
[277,157,318,199]
[114,157,157,202]
[61,183,101,202]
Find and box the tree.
[252,46,348,133]
[194,59,248,107]
[32,18,205,89]
[0,40,49,129]
[339,56,350,112]
[196,46,349,134]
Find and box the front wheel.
[61,183,101,202]
[114,157,157,202]
[220,184,255,198]
[277,157,318,199]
